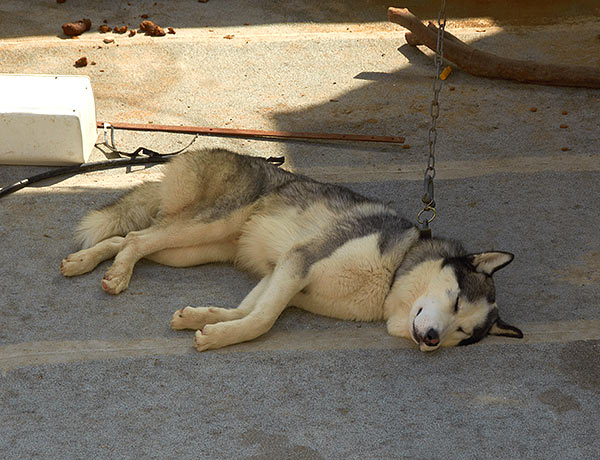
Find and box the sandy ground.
[1,1,599,459]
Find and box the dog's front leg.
[170,275,272,330]
[193,258,308,351]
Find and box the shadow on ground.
[2,0,599,40]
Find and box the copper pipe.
[97,121,406,144]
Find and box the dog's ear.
[467,251,514,276]
[489,317,523,338]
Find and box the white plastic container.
[0,74,97,165]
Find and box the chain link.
[417,0,447,229]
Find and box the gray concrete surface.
[1,1,599,459]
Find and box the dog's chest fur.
[291,234,395,321]
[234,199,418,321]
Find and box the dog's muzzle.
[423,328,440,346]
[412,323,441,352]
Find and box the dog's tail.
[75,182,162,248]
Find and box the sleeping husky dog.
[61,149,523,352]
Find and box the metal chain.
[417,0,447,231]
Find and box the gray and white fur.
[61,148,523,352]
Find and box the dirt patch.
[557,251,600,284]
[559,341,600,394]
[537,388,581,414]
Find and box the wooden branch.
[406,22,467,48]
[388,7,600,89]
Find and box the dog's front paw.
[170,306,207,330]
[60,251,95,277]
[193,325,222,352]
[101,267,132,295]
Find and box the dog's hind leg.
[102,207,251,294]
[170,274,271,331]
[61,237,234,278]
[60,236,125,277]
[192,257,308,351]
[145,241,236,267]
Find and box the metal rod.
[96,121,406,144]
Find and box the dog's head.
[408,251,523,352]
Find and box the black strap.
[0,155,173,199]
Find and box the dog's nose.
[424,328,440,346]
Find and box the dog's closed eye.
[454,297,460,312]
